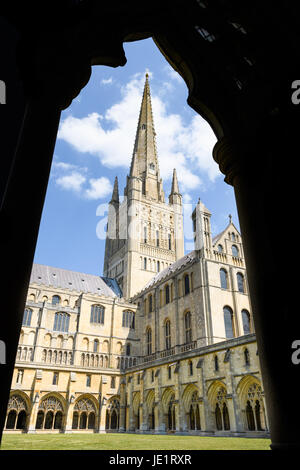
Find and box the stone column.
[64,401,75,433]
[98,401,107,433]
[213,125,300,448]
[119,381,126,432]
[27,392,40,433]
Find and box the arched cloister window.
[217,244,223,253]
[165,320,171,350]
[36,396,64,430]
[232,245,239,257]
[184,274,190,295]
[22,308,32,326]
[215,387,230,431]
[165,284,170,304]
[220,268,228,289]
[105,398,120,430]
[223,306,234,339]
[53,312,70,332]
[189,391,201,430]
[72,398,97,430]
[146,328,152,355]
[52,295,61,306]
[245,383,266,431]
[184,311,192,344]
[90,304,105,324]
[237,272,245,293]
[5,395,28,430]
[167,394,176,431]
[242,309,251,335]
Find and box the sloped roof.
[133,251,198,297]
[30,264,122,298]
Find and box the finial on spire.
[110,176,119,204]
[170,168,180,195]
[229,214,232,223]
[145,72,149,78]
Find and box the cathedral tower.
[103,74,184,298]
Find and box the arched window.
[165,285,170,304]
[189,360,193,376]
[156,230,159,247]
[189,391,201,430]
[231,233,236,241]
[242,309,251,335]
[237,273,245,293]
[184,311,192,344]
[184,274,190,295]
[144,257,147,270]
[146,328,152,355]
[168,233,172,250]
[223,306,234,339]
[122,310,135,329]
[52,295,61,306]
[144,226,147,244]
[165,320,171,350]
[126,343,131,356]
[90,304,105,324]
[93,339,99,353]
[22,308,32,326]
[214,355,219,371]
[6,395,28,430]
[220,268,228,289]
[36,396,64,430]
[148,294,153,313]
[217,244,223,253]
[232,245,239,257]
[157,261,160,272]
[73,398,96,430]
[53,312,70,332]
[244,348,250,365]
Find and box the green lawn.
[1,433,271,451]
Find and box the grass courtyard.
[1,433,271,451]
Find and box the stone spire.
[127,73,164,201]
[110,176,119,204]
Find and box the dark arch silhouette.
[1,1,300,449]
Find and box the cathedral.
[4,75,269,437]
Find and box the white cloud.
[101,77,113,85]
[58,71,219,192]
[84,177,113,200]
[56,171,86,192]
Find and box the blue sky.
[33,38,239,276]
